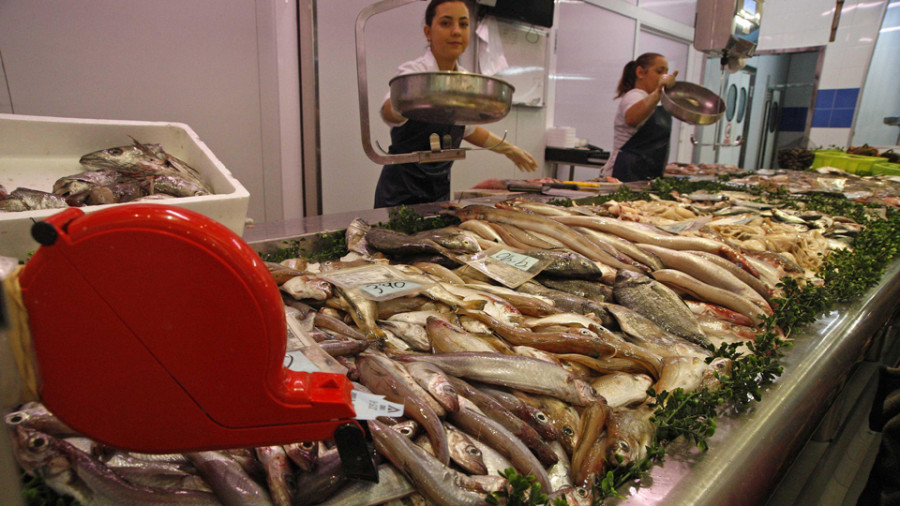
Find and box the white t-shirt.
[600,88,649,176]
[383,50,476,137]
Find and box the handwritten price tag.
[490,249,540,271]
[360,280,421,299]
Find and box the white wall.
[852,0,900,148]
[0,0,299,224]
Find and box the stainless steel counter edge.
[619,259,900,505]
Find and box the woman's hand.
[659,70,678,91]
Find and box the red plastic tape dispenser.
[18,204,376,480]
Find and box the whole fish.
[449,398,552,493]
[333,285,386,340]
[316,464,415,506]
[281,275,333,301]
[650,269,769,325]
[144,174,210,197]
[476,384,559,441]
[603,303,712,360]
[605,405,657,467]
[5,402,78,437]
[377,319,432,351]
[52,168,123,198]
[612,269,710,347]
[425,316,497,354]
[572,402,610,486]
[283,441,318,471]
[398,351,599,406]
[654,356,710,394]
[255,445,292,506]
[80,139,209,191]
[187,450,273,505]
[13,426,220,505]
[517,393,582,458]
[357,353,451,465]
[590,372,654,408]
[520,248,607,280]
[447,376,558,467]
[378,296,448,319]
[536,276,613,303]
[0,187,69,211]
[368,419,500,506]
[412,226,482,253]
[518,281,614,326]
[365,227,452,256]
[405,360,461,413]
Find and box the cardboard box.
[0,114,250,261]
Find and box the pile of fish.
[8,194,866,505]
[0,139,212,212]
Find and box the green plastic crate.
[811,152,884,174]
[870,161,900,176]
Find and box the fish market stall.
[4,173,900,505]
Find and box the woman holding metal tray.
[599,52,678,182]
[375,0,538,208]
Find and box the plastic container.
[870,162,900,176]
[0,113,250,261]
[811,151,884,174]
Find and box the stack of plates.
[546,127,576,148]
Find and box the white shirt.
[600,88,650,176]
[383,50,476,137]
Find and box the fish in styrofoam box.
[0,113,250,261]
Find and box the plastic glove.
[493,141,539,172]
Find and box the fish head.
[552,486,594,506]
[10,427,70,480]
[390,420,421,440]
[79,145,156,171]
[529,408,559,441]
[614,268,646,286]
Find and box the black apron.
[374,119,466,208]
[612,105,672,183]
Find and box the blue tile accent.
[779,107,808,132]
[829,108,855,128]
[834,88,860,109]
[812,88,859,128]
[817,89,837,109]
[812,108,831,128]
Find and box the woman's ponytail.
[615,52,663,98]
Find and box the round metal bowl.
[661,82,726,125]
[390,71,515,125]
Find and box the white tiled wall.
[758,0,836,51]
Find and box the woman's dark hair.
[425,0,465,26]
[616,52,663,98]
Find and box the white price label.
[360,280,421,298]
[283,351,320,373]
[351,390,405,419]
[490,249,540,271]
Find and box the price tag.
[458,246,552,288]
[351,390,405,419]
[490,249,540,271]
[283,351,320,373]
[320,265,432,301]
[359,280,421,299]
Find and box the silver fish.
[281,275,333,301]
[368,419,499,506]
[0,187,68,211]
[449,398,552,493]
[357,353,451,465]
[316,464,414,506]
[5,402,78,437]
[187,450,273,505]
[405,360,461,413]
[144,174,210,197]
[590,372,654,408]
[425,316,497,354]
[477,385,559,441]
[255,446,292,506]
[398,351,599,406]
[52,168,123,198]
[377,320,432,351]
[612,269,710,347]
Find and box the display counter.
[246,200,900,506]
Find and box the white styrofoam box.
[0,113,250,261]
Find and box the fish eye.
[443,386,457,394]
[400,427,412,436]
[466,446,481,456]
[618,441,630,452]
[300,441,315,450]
[4,412,26,425]
[29,437,48,449]
[106,148,123,156]
[576,487,589,498]
[535,412,548,423]
[563,427,575,437]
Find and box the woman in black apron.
[605,53,678,183]
[374,0,538,208]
